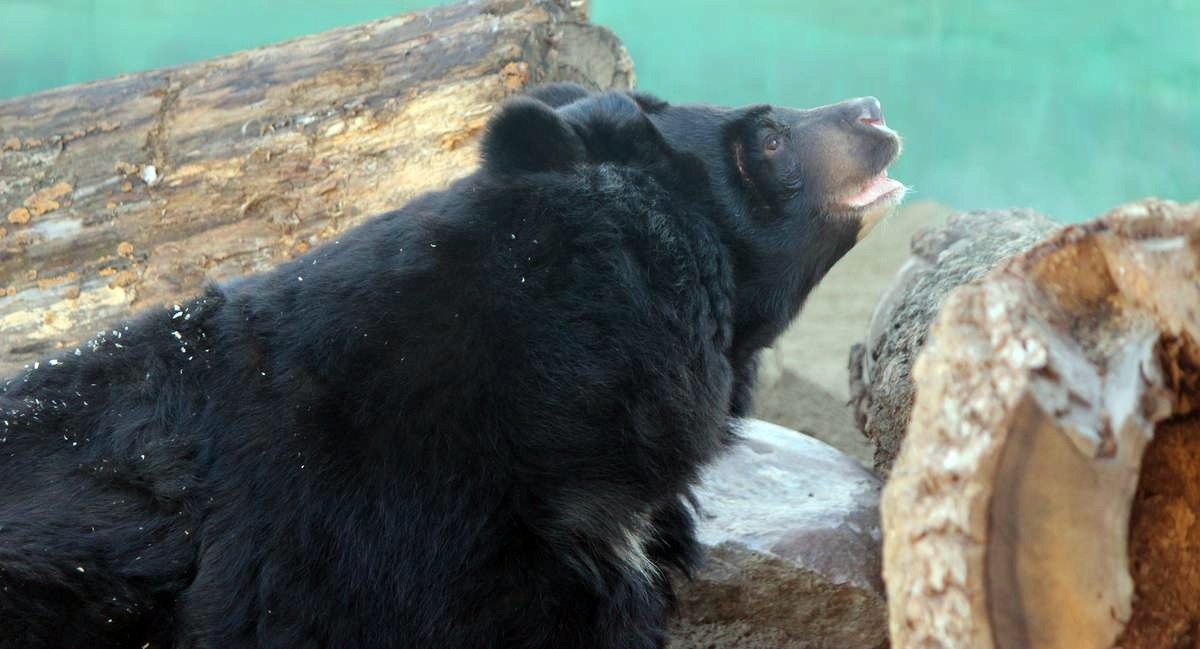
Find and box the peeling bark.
[0,0,633,373]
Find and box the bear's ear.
[481,97,585,175]
[523,82,592,108]
[558,91,666,163]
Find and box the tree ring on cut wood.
[881,199,1200,649]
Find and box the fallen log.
[0,0,633,373]
[881,199,1200,649]
[848,208,1058,474]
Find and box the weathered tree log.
[848,208,1058,474]
[0,0,633,373]
[881,199,1200,649]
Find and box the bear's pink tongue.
[844,171,904,208]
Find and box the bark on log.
[848,208,1058,474]
[881,198,1200,649]
[0,0,633,374]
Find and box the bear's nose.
[851,96,886,127]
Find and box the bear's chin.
[848,176,907,242]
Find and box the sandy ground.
[751,200,954,467]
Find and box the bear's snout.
[853,96,884,124]
[847,96,895,136]
[825,96,898,142]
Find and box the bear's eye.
[764,134,782,153]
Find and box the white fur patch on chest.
[612,512,660,584]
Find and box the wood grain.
[0,0,634,373]
[880,199,1200,649]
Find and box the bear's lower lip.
[843,171,905,208]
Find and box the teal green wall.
[1,1,1197,221]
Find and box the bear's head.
[481,83,905,357]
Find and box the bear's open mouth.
[842,169,905,209]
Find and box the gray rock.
[848,208,1058,474]
[670,419,886,649]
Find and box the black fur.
[0,83,899,648]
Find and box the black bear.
[0,82,903,648]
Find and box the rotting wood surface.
[0,0,634,373]
[881,199,1200,649]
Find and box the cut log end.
[882,199,1200,649]
[848,208,1058,476]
